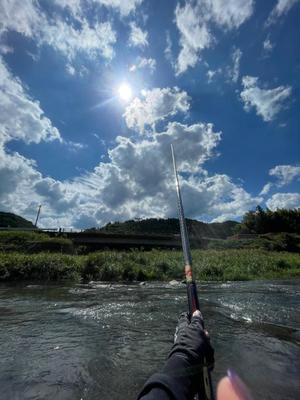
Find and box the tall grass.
[0,249,299,282]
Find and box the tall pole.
[171,144,214,400]
[34,205,42,228]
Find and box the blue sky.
[0,0,299,229]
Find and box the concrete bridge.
[50,230,183,250]
[0,228,212,250]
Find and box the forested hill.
[0,212,35,228]
[98,218,239,239]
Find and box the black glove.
[137,311,214,400]
[169,311,214,370]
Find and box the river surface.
[0,280,299,400]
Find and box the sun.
[118,83,133,102]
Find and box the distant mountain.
[0,212,35,228]
[97,218,239,239]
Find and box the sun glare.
[118,83,133,102]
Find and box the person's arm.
[137,310,214,400]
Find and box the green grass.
[0,231,74,253]
[0,249,299,282]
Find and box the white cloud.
[240,76,292,122]
[211,182,262,222]
[259,164,300,197]
[0,1,117,61]
[208,0,254,29]
[53,0,82,17]
[0,44,14,54]
[129,57,156,73]
[227,47,242,83]
[0,63,263,228]
[0,0,42,38]
[94,0,143,16]
[266,0,300,25]
[175,1,213,75]
[123,87,190,133]
[128,22,148,48]
[66,64,76,76]
[0,57,61,144]
[259,183,273,196]
[266,193,300,210]
[0,57,83,224]
[34,178,79,213]
[207,68,222,83]
[175,0,254,74]
[269,165,300,185]
[164,31,174,65]
[42,19,116,61]
[263,37,274,55]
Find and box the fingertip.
[192,310,201,317]
[217,374,253,400]
[217,377,240,400]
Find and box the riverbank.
[0,249,299,282]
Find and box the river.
[0,280,299,400]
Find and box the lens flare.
[118,83,132,102]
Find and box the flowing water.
[0,280,299,400]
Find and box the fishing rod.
[171,144,214,400]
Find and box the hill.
[97,218,239,239]
[0,212,35,229]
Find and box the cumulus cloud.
[0,60,263,228]
[95,0,143,16]
[0,57,61,144]
[175,0,254,74]
[175,1,213,75]
[0,0,42,38]
[129,57,156,73]
[240,76,292,122]
[269,165,300,186]
[69,120,260,224]
[34,178,79,213]
[41,19,117,61]
[0,1,117,61]
[123,87,190,133]
[259,164,300,197]
[266,0,300,25]
[266,193,300,210]
[128,22,148,48]
[53,0,144,18]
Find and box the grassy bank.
[0,249,299,282]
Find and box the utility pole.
[34,205,42,228]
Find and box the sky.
[0,0,299,229]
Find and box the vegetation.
[93,218,239,239]
[0,249,299,282]
[0,208,299,283]
[238,206,300,234]
[0,211,35,228]
[207,233,300,253]
[0,231,74,254]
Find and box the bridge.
[0,228,214,250]
[58,231,182,250]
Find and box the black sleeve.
[137,354,195,400]
[139,387,172,400]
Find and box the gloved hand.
[137,310,215,400]
[169,310,214,370]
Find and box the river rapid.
[0,280,299,400]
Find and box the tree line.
[238,207,300,234]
